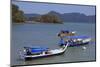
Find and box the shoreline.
[12,21,63,24]
[12,22,95,24]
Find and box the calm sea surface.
[11,22,96,66]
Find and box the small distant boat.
[58,30,76,37]
[19,43,69,60]
[59,35,91,47]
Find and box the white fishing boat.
[19,43,69,60]
[59,35,91,46]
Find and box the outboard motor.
[24,47,32,55]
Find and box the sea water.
[11,22,96,66]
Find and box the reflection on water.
[11,22,96,66]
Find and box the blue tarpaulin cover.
[64,35,90,39]
[31,48,48,53]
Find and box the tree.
[12,4,25,22]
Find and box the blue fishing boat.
[19,43,69,60]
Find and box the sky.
[12,1,96,15]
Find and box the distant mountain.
[24,11,96,23]
[61,13,95,23]
[86,15,96,23]
[47,11,62,16]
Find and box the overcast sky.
[12,1,96,15]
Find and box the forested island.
[30,13,62,23]
[12,4,62,23]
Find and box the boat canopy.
[63,35,90,39]
[31,48,49,53]
[24,47,49,53]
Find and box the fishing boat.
[19,43,69,60]
[57,30,76,37]
[59,35,91,46]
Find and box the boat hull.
[25,51,65,60]
[68,42,89,47]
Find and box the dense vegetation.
[32,13,62,23]
[12,4,25,22]
[12,4,62,23]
